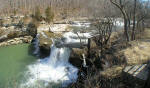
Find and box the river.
[0,20,123,88]
[0,44,37,88]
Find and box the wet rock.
[38,33,52,58]
[39,44,51,58]
[69,48,85,68]
[37,31,62,58]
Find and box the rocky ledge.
[37,31,62,58]
[0,36,33,47]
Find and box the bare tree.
[93,18,113,57]
[136,0,150,32]
[0,0,115,17]
[131,0,137,40]
[110,0,130,41]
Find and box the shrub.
[13,9,17,16]
[0,28,3,36]
[27,21,37,37]
[23,15,31,25]
[32,18,40,28]
[7,31,19,38]
[0,20,3,27]
[34,7,42,21]
[45,7,54,23]
[17,20,24,28]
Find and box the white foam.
[23,45,78,87]
[22,32,93,87]
[72,21,91,27]
[63,32,92,44]
[63,32,92,38]
[114,20,124,27]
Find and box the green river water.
[0,44,37,88]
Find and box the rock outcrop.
[0,36,33,47]
[69,48,85,67]
[0,15,37,43]
[37,31,62,58]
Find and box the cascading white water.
[23,45,78,88]
[56,32,92,48]
[22,32,92,88]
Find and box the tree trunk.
[87,38,91,58]
[124,18,130,41]
[142,20,145,31]
[110,0,130,41]
[131,0,137,40]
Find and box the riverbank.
[0,15,37,47]
[0,36,33,47]
[90,28,150,88]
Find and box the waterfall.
[48,45,71,66]
[23,45,78,88]
[22,32,92,87]
[33,34,40,55]
[55,32,92,48]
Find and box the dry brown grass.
[23,16,32,25]
[44,31,62,38]
[118,28,150,65]
[101,65,124,79]
[122,41,150,65]
[110,32,120,42]
[0,28,4,36]
[90,39,97,49]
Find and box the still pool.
[0,44,37,88]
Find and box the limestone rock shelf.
[0,36,33,47]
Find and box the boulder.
[38,31,62,58]
[69,48,85,67]
[39,44,51,58]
